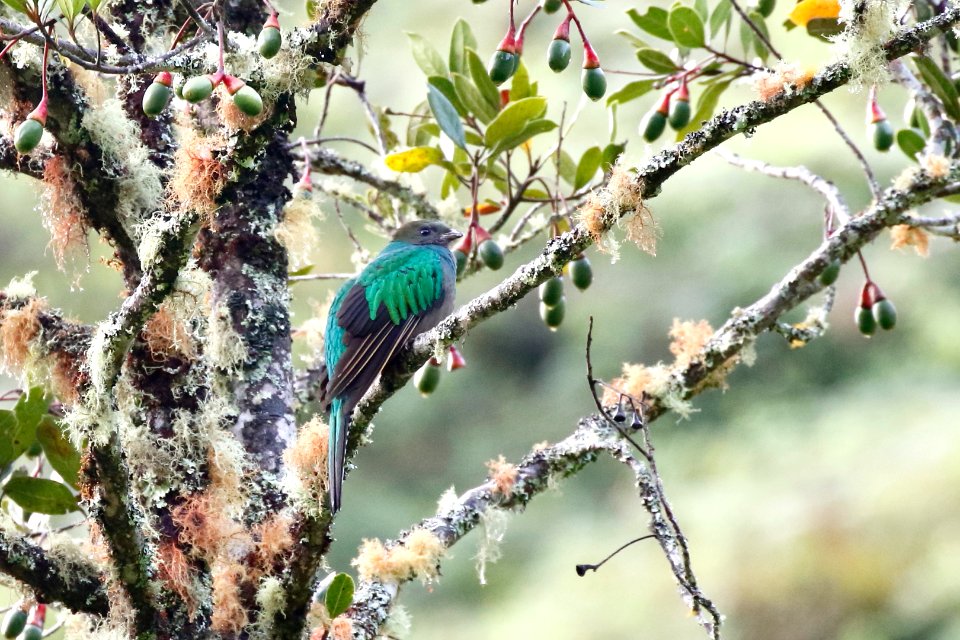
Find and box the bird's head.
[392,220,464,246]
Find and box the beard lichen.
[275,189,323,271]
[168,128,229,219]
[40,156,90,274]
[474,507,510,586]
[832,0,902,90]
[353,529,445,585]
[283,416,329,514]
[575,163,657,261]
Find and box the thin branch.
[890,58,957,154]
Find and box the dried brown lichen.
[0,298,44,374]
[330,617,353,640]
[210,561,249,634]
[253,512,295,573]
[889,224,930,257]
[215,86,272,133]
[167,129,227,218]
[669,319,714,368]
[157,541,199,619]
[41,156,89,271]
[142,305,196,360]
[485,455,518,495]
[171,490,245,559]
[576,164,657,258]
[285,416,329,501]
[353,529,444,584]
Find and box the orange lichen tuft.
[576,164,656,257]
[285,416,329,500]
[330,617,354,640]
[353,529,444,584]
[754,62,816,102]
[669,319,714,368]
[889,224,930,257]
[168,129,227,217]
[577,195,609,248]
[41,156,89,271]
[143,304,196,360]
[215,85,272,132]
[485,455,518,495]
[919,153,950,179]
[171,490,244,558]
[50,350,82,405]
[0,298,44,375]
[210,562,249,634]
[603,362,656,405]
[157,541,199,619]
[254,512,295,572]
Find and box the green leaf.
[914,56,960,121]
[4,477,78,515]
[627,7,674,41]
[710,0,732,37]
[693,0,709,21]
[55,0,85,20]
[466,48,501,114]
[574,146,603,190]
[676,76,735,139]
[449,18,477,75]
[635,48,678,74]
[805,17,843,40]
[601,142,627,172]
[490,119,557,155]
[440,170,460,199]
[606,79,656,106]
[614,29,649,48]
[668,6,706,48]
[407,33,448,78]
[452,73,497,123]
[558,150,577,185]
[384,146,445,172]
[14,388,46,437]
[747,11,771,61]
[325,574,355,619]
[896,128,926,161]
[0,411,20,468]
[428,76,467,117]
[0,0,30,15]
[36,417,81,489]
[484,96,547,149]
[288,265,314,277]
[509,61,531,101]
[427,85,466,150]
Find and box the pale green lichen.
[381,605,412,640]
[207,304,248,372]
[832,0,904,90]
[3,272,38,300]
[250,576,286,639]
[474,507,510,586]
[274,190,323,271]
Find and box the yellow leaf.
[787,0,840,26]
[384,147,444,173]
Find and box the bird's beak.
[440,229,464,243]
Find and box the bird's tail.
[328,397,348,514]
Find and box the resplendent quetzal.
[319,220,463,513]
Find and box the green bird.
[319,220,463,513]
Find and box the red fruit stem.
[447,345,467,371]
[553,15,571,41]
[428,356,442,367]
[28,604,45,627]
[264,11,280,29]
[855,249,872,282]
[655,91,672,115]
[497,24,518,54]
[582,41,600,69]
[298,138,313,190]
[867,99,886,124]
[29,34,50,125]
[859,282,876,308]
[454,233,473,255]
[221,74,246,94]
[516,4,541,53]
[473,225,492,243]
[561,0,590,46]
[261,0,278,15]
[170,16,193,50]
[155,71,173,86]
[676,77,689,101]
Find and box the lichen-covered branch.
[0,528,109,616]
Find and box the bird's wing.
[324,247,447,401]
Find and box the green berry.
[569,257,593,290]
[232,85,264,117]
[641,109,667,143]
[258,26,282,59]
[478,239,504,270]
[413,360,442,396]
[871,119,894,152]
[454,249,467,276]
[142,81,172,117]
[543,0,563,13]
[668,97,691,130]
[14,118,43,154]
[819,259,841,286]
[540,298,566,330]
[539,277,564,307]
[872,298,897,330]
[3,608,27,639]
[856,306,877,336]
[547,39,571,72]
[488,50,518,85]
[581,66,607,101]
[19,625,42,640]
[756,0,776,17]
[182,76,214,103]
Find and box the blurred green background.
[3,1,960,638]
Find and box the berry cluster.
[414,346,467,396]
[641,78,692,142]
[538,255,592,331]
[2,602,44,640]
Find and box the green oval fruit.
[539,277,564,307]
[478,239,504,270]
[14,118,43,154]
[233,85,264,117]
[543,0,563,13]
[872,298,897,330]
[488,50,517,85]
[668,98,691,130]
[540,298,565,331]
[3,608,27,639]
[581,66,607,101]
[182,76,214,103]
[413,361,441,396]
[547,39,571,72]
[819,259,841,286]
[569,257,593,290]
[856,306,877,336]
[641,109,667,143]
[871,119,894,152]
[756,0,776,17]
[454,249,467,276]
[142,81,172,117]
[258,26,282,59]
[19,625,42,640]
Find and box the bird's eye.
[419,228,432,236]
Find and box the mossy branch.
[0,528,110,616]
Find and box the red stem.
[856,250,872,282]
[516,4,541,52]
